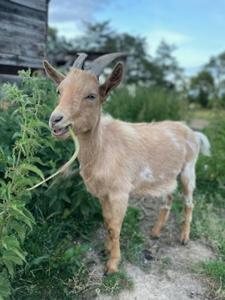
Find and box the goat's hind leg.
[151,194,173,239]
[180,159,196,245]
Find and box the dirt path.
[97,197,215,300]
[189,119,209,130]
[99,242,214,300]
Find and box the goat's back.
[99,117,200,197]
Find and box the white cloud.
[146,29,211,73]
[147,29,191,53]
[176,48,209,68]
[50,22,82,39]
[49,0,111,38]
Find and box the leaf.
[19,163,45,180]
[2,235,20,250]
[0,269,11,298]
[9,221,26,242]
[3,250,23,266]
[10,204,34,229]
[11,248,26,262]
[2,259,14,277]
[31,255,49,266]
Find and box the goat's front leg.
[101,193,128,274]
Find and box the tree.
[189,70,215,107]
[47,27,73,64]
[205,52,225,101]
[73,21,157,84]
[47,22,184,87]
[73,22,185,86]
[154,41,184,89]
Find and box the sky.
[49,0,225,75]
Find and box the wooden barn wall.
[0,0,48,73]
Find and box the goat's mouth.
[52,125,70,137]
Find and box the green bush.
[0,71,99,298]
[104,86,184,122]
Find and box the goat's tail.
[195,132,211,156]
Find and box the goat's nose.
[50,113,63,126]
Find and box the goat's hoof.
[105,259,119,274]
[150,229,160,239]
[180,239,189,246]
[180,233,189,245]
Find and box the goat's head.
[43,53,125,138]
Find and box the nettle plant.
[0,70,59,298]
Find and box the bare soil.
[96,197,216,300]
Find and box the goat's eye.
[85,94,96,101]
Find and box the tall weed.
[104,86,184,122]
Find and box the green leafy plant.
[0,71,52,298]
[0,70,101,298]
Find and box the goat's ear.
[43,60,65,84]
[99,62,124,101]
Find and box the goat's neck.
[77,117,102,171]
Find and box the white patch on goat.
[183,160,196,191]
[140,167,154,181]
[182,159,197,207]
[186,140,197,153]
[164,129,180,149]
[161,196,172,210]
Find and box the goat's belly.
[131,177,178,198]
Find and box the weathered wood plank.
[0,0,46,22]
[0,36,45,60]
[0,16,46,42]
[0,10,46,29]
[0,74,21,85]
[10,0,47,12]
[0,53,44,69]
[0,23,46,44]
[0,0,48,73]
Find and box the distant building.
[0,0,49,83]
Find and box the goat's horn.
[91,52,126,76]
[72,53,88,69]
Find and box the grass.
[190,108,216,121]
[172,187,225,299]
[186,107,225,124]
[202,260,225,290]
[101,271,133,295]
[183,108,225,298]
[11,207,143,299]
[11,217,94,299]
[121,207,146,265]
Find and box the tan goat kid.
[43,53,210,274]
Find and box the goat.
[43,53,210,274]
